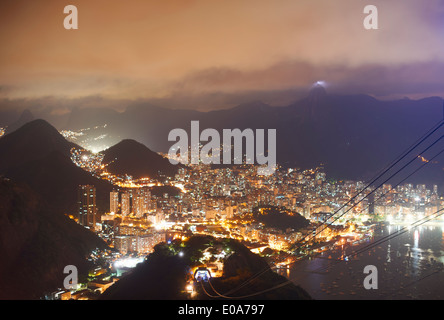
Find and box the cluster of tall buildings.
[76,163,443,257]
[373,183,440,217]
[77,185,154,226]
[114,232,164,255]
[77,184,167,254]
[109,187,152,217]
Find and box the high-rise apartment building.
[78,185,97,229]
[132,187,151,218]
[110,191,119,214]
[121,192,130,217]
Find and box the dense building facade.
[78,185,97,229]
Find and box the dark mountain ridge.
[100,235,311,300]
[60,91,444,187]
[3,90,443,187]
[0,119,77,169]
[0,178,109,299]
[102,138,178,179]
[0,119,114,214]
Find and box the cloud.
[1,58,443,116]
[0,0,443,106]
[163,59,444,106]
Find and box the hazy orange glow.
[1,0,443,103]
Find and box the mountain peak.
[5,109,35,134]
[5,119,69,147]
[115,138,145,148]
[0,119,78,170]
[309,82,327,99]
[16,109,34,122]
[102,138,178,179]
[17,118,58,133]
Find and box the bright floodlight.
[113,257,144,269]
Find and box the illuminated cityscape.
[48,151,442,300]
[1,0,444,306]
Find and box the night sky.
[0,0,443,112]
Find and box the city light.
[66,143,442,300]
[113,257,144,269]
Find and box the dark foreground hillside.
[0,178,109,299]
[100,235,311,300]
